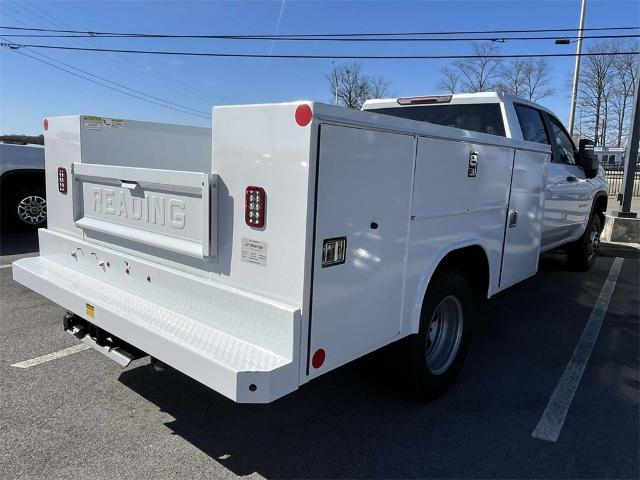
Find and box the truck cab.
[363,92,608,265]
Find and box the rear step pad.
[13,256,298,402]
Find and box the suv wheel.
[6,187,47,230]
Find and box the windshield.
[366,103,506,137]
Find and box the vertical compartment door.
[308,124,415,376]
[500,149,549,289]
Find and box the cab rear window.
[367,103,506,137]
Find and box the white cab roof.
[363,92,503,110]
[362,91,556,118]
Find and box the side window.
[514,104,549,144]
[548,116,576,164]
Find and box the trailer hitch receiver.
[62,311,145,367]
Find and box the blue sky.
[1,0,638,135]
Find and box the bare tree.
[326,62,367,109]
[438,65,460,94]
[609,46,638,146]
[451,42,503,92]
[326,62,391,109]
[497,58,554,101]
[438,45,553,99]
[496,59,528,97]
[368,75,391,99]
[523,58,555,101]
[0,134,44,145]
[577,42,617,145]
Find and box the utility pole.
[568,0,587,137]
[618,53,640,218]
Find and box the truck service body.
[12,93,607,403]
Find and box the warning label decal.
[82,116,102,130]
[103,118,125,128]
[82,116,126,130]
[241,238,267,267]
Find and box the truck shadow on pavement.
[117,254,638,479]
[0,229,39,256]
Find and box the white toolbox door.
[500,149,549,289]
[308,124,415,376]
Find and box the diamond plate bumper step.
[13,255,300,403]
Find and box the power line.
[4,47,211,120]
[1,24,638,38]
[3,42,638,60]
[19,47,211,116]
[1,7,157,88]
[0,5,216,113]
[4,4,222,103]
[1,33,638,42]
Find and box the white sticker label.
[83,116,102,130]
[103,118,125,128]
[241,238,267,267]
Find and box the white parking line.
[0,264,13,270]
[11,344,91,369]
[532,257,624,442]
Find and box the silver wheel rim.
[587,223,600,261]
[17,195,47,225]
[426,295,464,375]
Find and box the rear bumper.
[12,230,301,403]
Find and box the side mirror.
[578,139,599,179]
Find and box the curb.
[599,241,640,259]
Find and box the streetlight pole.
[578,106,583,135]
[332,60,338,106]
[618,54,640,218]
[568,0,587,137]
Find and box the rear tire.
[408,270,473,400]
[567,213,602,272]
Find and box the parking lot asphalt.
[0,231,638,480]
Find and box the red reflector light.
[312,349,326,369]
[57,167,67,194]
[43,118,49,131]
[397,95,452,105]
[295,104,313,127]
[245,186,266,228]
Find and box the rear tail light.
[397,95,452,105]
[312,348,326,369]
[57,167,67,194]
[295,104,313,126]
[245,186,266,228]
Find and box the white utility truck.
[13,93,607,403]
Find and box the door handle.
[508,210,518,228]
[566,175,577,182]
[121,180,139,189]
